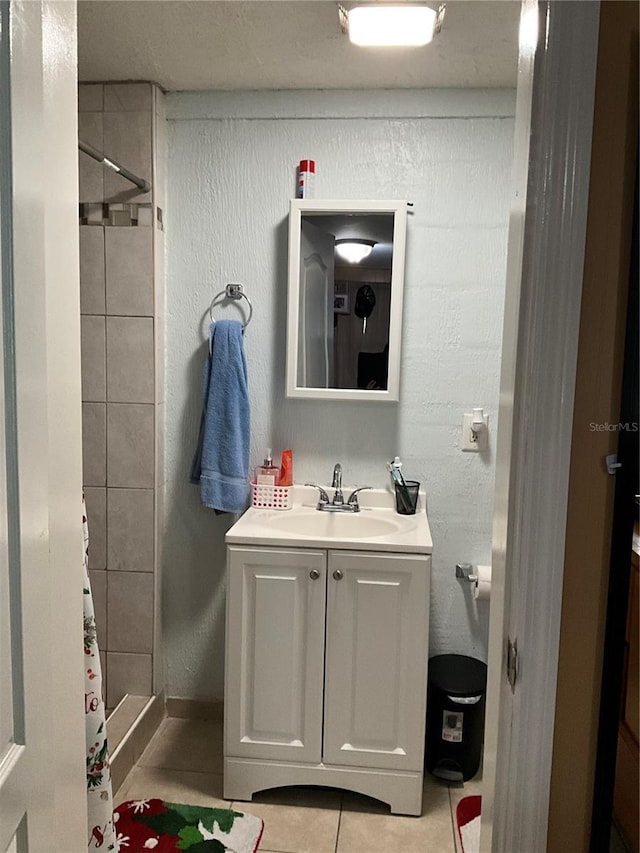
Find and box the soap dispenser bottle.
[254,449,280,486]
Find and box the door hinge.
[507,636,518,692]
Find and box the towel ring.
[208,283,253,328]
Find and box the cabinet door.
[324,550,430,772]
[225,546,326,763]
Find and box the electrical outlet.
[461,412,489,452]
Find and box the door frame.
[549,4,639,849]
[590,173,639,852]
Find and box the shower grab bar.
[78,139,151,193]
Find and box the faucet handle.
[347,486,372,508]
[305,483,330,505]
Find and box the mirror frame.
[286,199,408,402]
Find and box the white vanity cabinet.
[224,544,431,815]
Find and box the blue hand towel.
[190,320,250,513]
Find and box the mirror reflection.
[298,212,394,391]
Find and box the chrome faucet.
[306,463,372,513]
[332,463,344,505]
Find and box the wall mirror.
[286,199,407,401]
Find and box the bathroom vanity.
[223,486,432,815]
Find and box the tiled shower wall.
[79,82,166,710]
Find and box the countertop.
[225,485,433,555]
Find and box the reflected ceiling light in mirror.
[335,239,377,264]
[339,3,445,47]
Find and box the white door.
[298,220,335,388]
[482,2,600,850]
[225,546,326,764]
[323,550,430,772]
[0,2,86,851]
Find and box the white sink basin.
[269,508,405,540]
[225,486,433,554]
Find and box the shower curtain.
[83,498,117,850]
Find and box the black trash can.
[425,654,487,783]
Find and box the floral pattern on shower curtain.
[83,498,117,851]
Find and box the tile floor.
[114,716,482,853]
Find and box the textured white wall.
[164,90,514,700]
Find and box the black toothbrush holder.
[394,480,420,515]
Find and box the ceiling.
[77,1,521,91]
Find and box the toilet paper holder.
[455,562,478,582]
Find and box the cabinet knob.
[332,569,344,581]
[309,569,320,580]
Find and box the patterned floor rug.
[456,795,482,853]
[114,799,264,852]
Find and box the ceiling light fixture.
[335,239,377,264]
[339,3,445,48]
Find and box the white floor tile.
[117,714,463,853]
